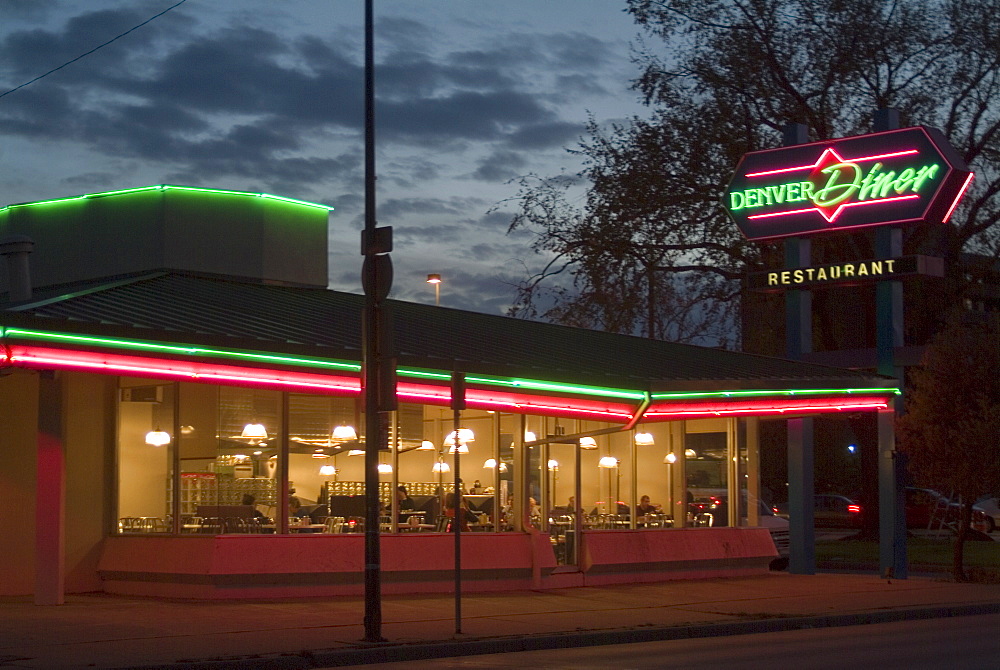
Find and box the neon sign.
[724,127,973,240]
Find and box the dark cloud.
[505,120,583,149]
[545,32,613,71]
[3,0,58,21]
[554,73,609,98]
[378,196,486,222]
[470,149,527,182]
[393,223,469,244]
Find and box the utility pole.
[361,0,394,643]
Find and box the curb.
[130,602,1000,670]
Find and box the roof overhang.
[1,324,899,423]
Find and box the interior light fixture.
[524,431,537,442]
[444,428,475,445]
[579,436,598,449]
[448,443,470,454]
[483,458,497,468]
[241,423,268,440]
[377,462,393,474]
[664,452,677,464]
[332,424,357,441]
[685,448,697,458]
[144,429,170,447]
[634,431,655,446]
[348,449,365,456]
[417,440,435,451]
[598,456,619,469]
[432,461,450,473]
[319,464,337,476]
[547,459,559,471]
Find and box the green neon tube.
[0,184,334,214]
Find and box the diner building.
[0,186,898,602]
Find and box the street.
[337,613,1000,670]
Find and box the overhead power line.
[0,0,189,100]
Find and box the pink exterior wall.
[581,527,777,585]
[97,527,774,599]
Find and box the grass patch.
[816,535,1000,580]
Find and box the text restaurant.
[0,186,898,600]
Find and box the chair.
[435,516,450,532]
[323,516,345,533]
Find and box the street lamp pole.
[426,273,441,306]
[361,0,394,643]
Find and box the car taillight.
[848,504,861,514]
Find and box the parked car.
[972,496,998,533]
[905,487,992,533]
[772,494,863,528]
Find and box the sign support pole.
[874,108,908,580]
[451,371,465,635]
[782,122,816,575]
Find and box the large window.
[115,378,761,538]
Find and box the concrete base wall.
[97,527,775,599]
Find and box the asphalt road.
[336,613,1000,670]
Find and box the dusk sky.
[0,1,650,314]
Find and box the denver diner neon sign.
[723,127,973,241]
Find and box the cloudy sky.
[0,0,649,314]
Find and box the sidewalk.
[2,572,999,669]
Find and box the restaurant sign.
[746,255,944,292]
[724,127,974,241]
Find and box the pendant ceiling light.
[598,456,619,469]
[417,440,435,451]
[144,429,170,447]
[319,464,337,476]
[448,443,470,454]
[634,431,655,446]
[664,452,678,464]
[241,422,268,440]
[444,428,475,446]
[348,448,365,456]
[579,436,598,449]
[432,461,451,473]
[377,462,393,474]
[332,424,358,441]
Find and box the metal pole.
[874,107,907,579]
[453,406,462,634]
[782,121,816,575]
[451,371,465,635]
[361,0,385,643]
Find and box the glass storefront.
[115,377,766,545]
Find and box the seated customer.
[241,494,268,521]
[636,495,661,526]
[289,496,311,522]
[443,491,477,532]
[395,485,415,523]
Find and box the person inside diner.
[636,495,661,527]
[443,491,477,532]
[288,496,311,525]
[241,494,268,521]
[396,485,415,524]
